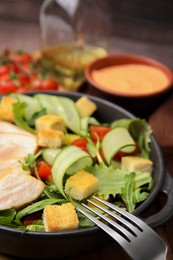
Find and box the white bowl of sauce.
[85,54,173,117]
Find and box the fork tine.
[87,198,141,236]
[80,202,135,242]
[77,206,131,245]
[92,195,144,229]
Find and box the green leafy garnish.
[13,101,37,134]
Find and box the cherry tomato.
[0,65,10,76]
[37,161,51,180]
[72,138,89,153]
[32,78,58,91]
[18,73,31,87]
[113,141,141,161]
[0,79,18,94]
[11,52,32,64]
[23,211,42,226]
[89,125,111,142]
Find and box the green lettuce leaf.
[133,188,149,204]
[86,164,152,211]
[86,164,127,199]
[121,172,136,212]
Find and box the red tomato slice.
[37,161,51,180]
[72,138,89,153]
[0,80,18,94]
[23,211,42,226]
[89,125,111,142]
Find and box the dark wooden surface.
[0,1,173,259]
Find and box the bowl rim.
[85,53,173,98]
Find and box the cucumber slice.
[52,146,93,198]
[35,94,81,134]
[12,94,41,120]
[42,148,61,166]
[102,127,136,165]
[58,96,81,134]
[35,94,64,116]
[80,117,100,136]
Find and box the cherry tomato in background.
[0,79,18,94]
[32,78,58,91]
[11,52,32,64]
[0,49,60,94]
[0,65,10,76]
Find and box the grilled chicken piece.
[0,158,29,177]
[0,166,44,210]
[0,121,33,135]
[0,132,38,159]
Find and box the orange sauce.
[92,64,169,95]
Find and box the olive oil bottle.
[39,0,110,90]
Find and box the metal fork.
[77,196,168,260]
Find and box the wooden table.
[0,16,173,260]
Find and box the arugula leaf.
[44,184,66,200]
[27,108,46,127]
[13,101,37,134]
[15,198,63,221]
[22,150,42,171]
[0,209,17,227]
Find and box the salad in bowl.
[0,92,153,233]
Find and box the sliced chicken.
[0,121,33,136]
[0,166,44,210]
[0,132,38,159]
[0,158,29,177]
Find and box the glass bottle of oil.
[39,0,110,90]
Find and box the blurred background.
[0,0,173,68]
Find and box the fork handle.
[144,171,173,228]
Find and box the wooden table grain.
[0,17,173,260]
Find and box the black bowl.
[0,91,171,259]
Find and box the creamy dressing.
[92,64,169,95]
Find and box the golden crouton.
[121,156,153,172]
[37,129,64,148]
[35,114,65,131]
[43,203,79,232]
[76,96,97,118]
[0,96,16,122]
[65,170,98,201]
